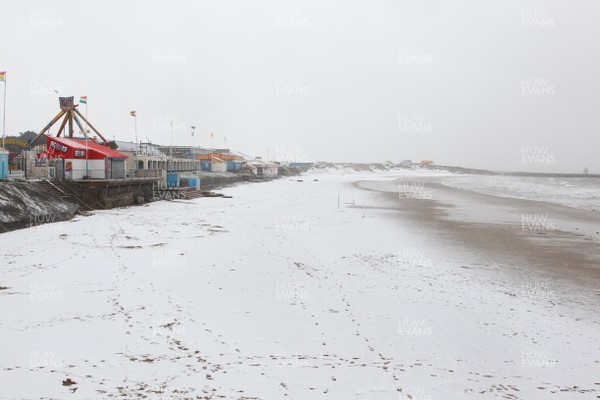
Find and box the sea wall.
[0,181,79,233]
[0,167,309,234]
[191,167,308,191]
[195,172,253,191]
[64,180,160,209]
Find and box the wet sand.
[355,178,600,290]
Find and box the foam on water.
[440,175,600,211]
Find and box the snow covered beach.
[1,170,599,399]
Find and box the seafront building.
[2,97,307,213]
[246,160,278,178]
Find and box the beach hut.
[195,151,242,162]
[211,157,227,173]
[246,160,278,178]
[226,159,244,171]
[0,147,8,179]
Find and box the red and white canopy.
[38,136,128,160]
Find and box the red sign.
[45,136,128,160]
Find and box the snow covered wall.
[0,182,79,233]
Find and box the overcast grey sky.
[1,0,598,172]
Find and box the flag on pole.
[79,96,87,104]
[0,72,5,81]
[130,111,136,117]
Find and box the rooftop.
[112,141,167,158]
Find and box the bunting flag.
[0,71,5,81]
[79,96,87,104]
[130,110,136,117]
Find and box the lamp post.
[1,72,6,180]
[134,113,138,152]
[85,127,88,179]
[191,125,196,170]
[130,111,137,173]
[169,121,173,173]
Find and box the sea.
[439,174,600,212]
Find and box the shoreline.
[355,177,600,290]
